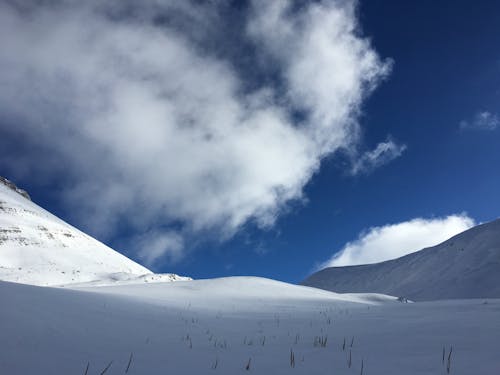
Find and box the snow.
[302,219,500,300]
[75,276,400,308]
[0,182,188,286]
[1,178,499,373]
[1,277,499,374]
[62,272,192,287]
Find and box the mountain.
[302,219,500,301]
[0,177,189,286]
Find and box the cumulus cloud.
[320,214,475,268]
[460,111,499,131]
[247,0,392,154]
[0,0,392,262]
[350,138,406,175]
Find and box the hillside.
[1,277,499,374]
[0,177,188,286]
[302,219,500,301]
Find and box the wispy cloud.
[460,111,499,131]
[0,0,391,263]
[351,138,407,175]
[319,214,475,269]
[136,231,185,267]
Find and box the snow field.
[1,277,499,375]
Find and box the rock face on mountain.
[302,219,500,301]
[0,177,190,286]
[0,176,30,200]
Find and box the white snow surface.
[0,182,188,286]
[303,219,500,301]
[1,276,499,374]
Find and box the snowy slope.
[302,219,500,300]
[0,178,188,286]
[76,276,398,307]
[1,277,499,375]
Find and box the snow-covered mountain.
[302,219,500,301]
[0,177,189,286]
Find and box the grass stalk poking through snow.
[211,357,218,370]
[245,357,252,371]
[447,346,453,374]
[99,360,113,375]
[314,335,328,347]
[125,352,133,373]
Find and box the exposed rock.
[0,176,31,201]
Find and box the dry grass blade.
[447,346,453,374]
[245,357,251,371]
[125,352,133,373]
[99,360,113,375]
[211,357,218,370]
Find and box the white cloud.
[460,111,499,131]
[136,231,184,267]
[247,0,392,154]
[0,0,392,263]
[351,138,406,175]
[320,214,475,268]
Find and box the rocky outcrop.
[0,176,31,201]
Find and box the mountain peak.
[0,178,190,286]
[0,176,31,201]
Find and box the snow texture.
[302,219,500,300]
[0,277,499,374]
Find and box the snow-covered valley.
[1,0,499,373]
[2,277,499,375]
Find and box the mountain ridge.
[302,218,500,301]
[0,176,189,286]
[0,176,30,200]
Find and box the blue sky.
[1,0,499,283]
